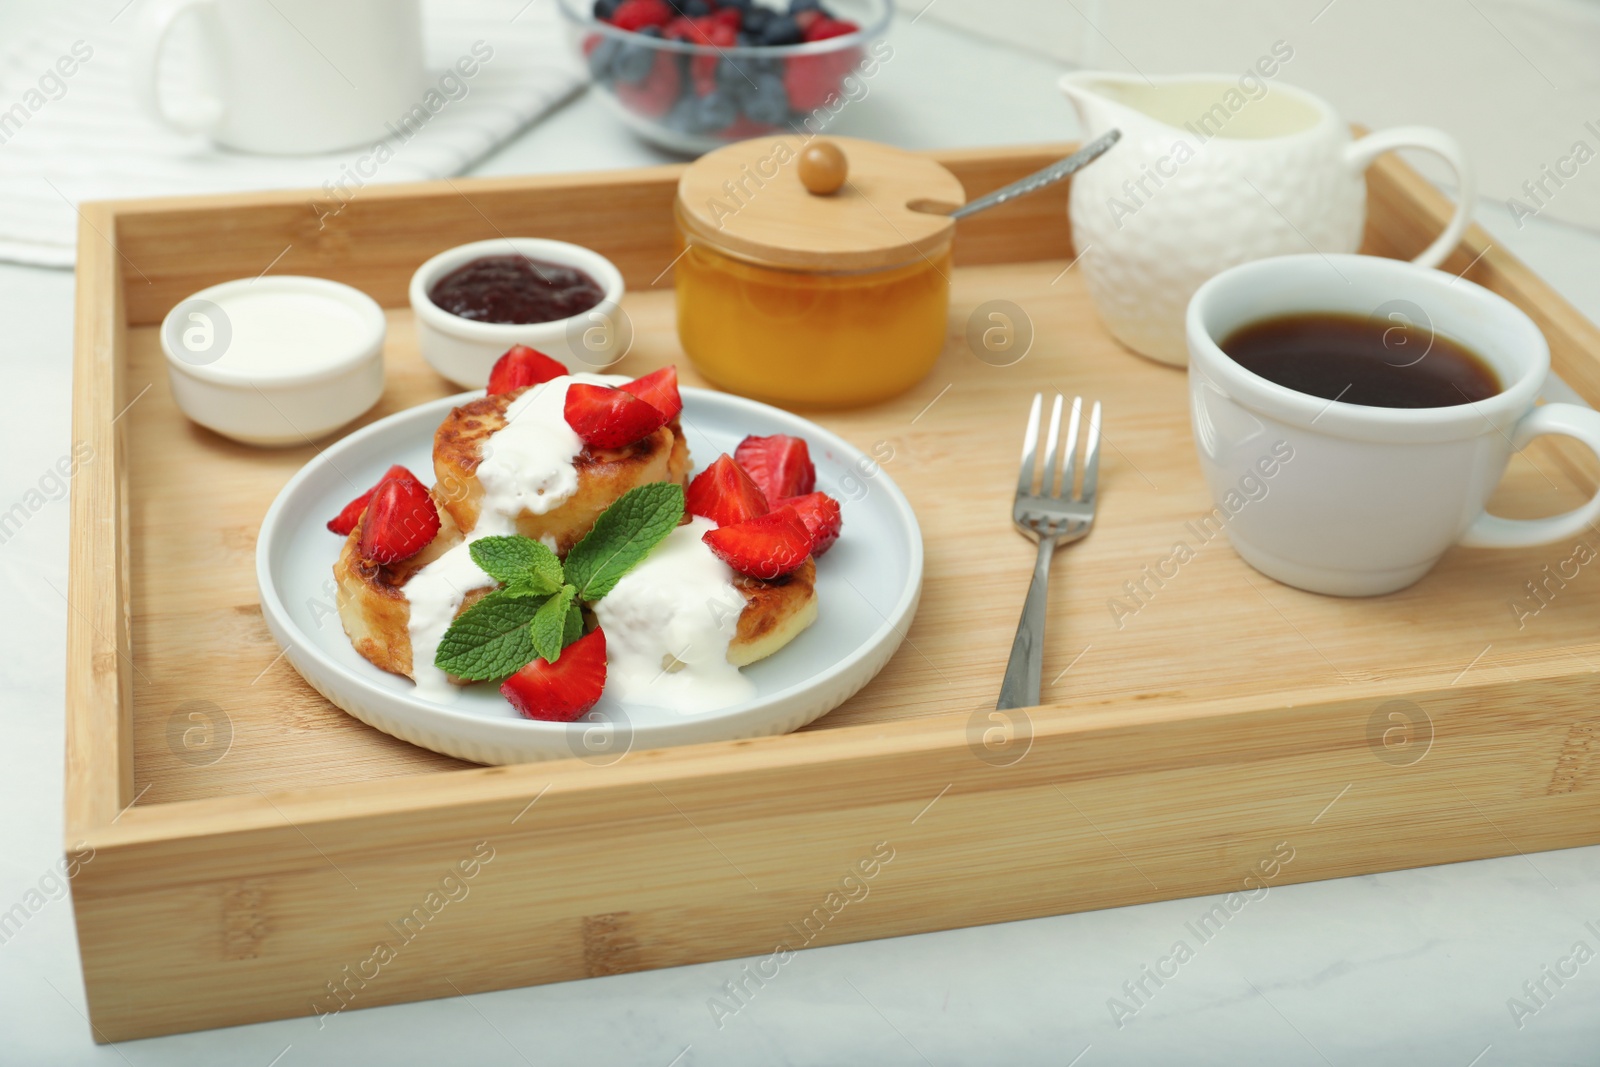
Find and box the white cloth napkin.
[0,0,583,267]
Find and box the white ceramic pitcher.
[1061,71,1476,366]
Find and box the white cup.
[1187,253,1600,596]
[131,0,425,155]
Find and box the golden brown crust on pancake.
[432,389,690,554]
[333,494,491,680]
[728,557,818,666]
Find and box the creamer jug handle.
[1345,127,1476,271]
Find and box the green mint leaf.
[434,590,548,681]
[529,585,577,664]
[564,482,685,601]
[502,576,553,599]
[561,599,584,647]
[469,536,563,595]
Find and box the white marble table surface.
[4,11,1600,1066]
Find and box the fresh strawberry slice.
[564,383,668,449]
[687,454,769,528]
[327,464,420,535]
[662,14,697,40]
[500,627,607,722]
[804,16,859,41]
[609,0,671,31]
[357,475,440,564]
[734,434,816,500]
[779,491,842,555]
[620,365,682,420]
[487,345,568,395]
[689,17,735,91]
[702,505,812,579]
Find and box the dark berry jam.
[428,254,604,324]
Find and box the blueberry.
[695,90,738,131]
[593,0,623,17]
[759,15,803,45]
[613,40,656,82]
[788,0,823,12]
[664,95,701,132]
[742,72,789,124]
[716,56,750,88]
[742,7,771,34]
[586,37,622,81]
[680,0,712,14]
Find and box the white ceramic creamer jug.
[1061,70,1476,366]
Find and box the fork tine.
[1040,394,1064,498]
[1056,396,1082,500]
[1016,393,1042,496]
[1080,400,1103,501]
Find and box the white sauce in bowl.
[207,288,377,380]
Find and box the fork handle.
[997,537,1055,710]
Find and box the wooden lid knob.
[676,136,962,271]
[799,141,848,196]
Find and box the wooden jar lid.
[675,136,966,272]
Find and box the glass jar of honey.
[674,136,965,408]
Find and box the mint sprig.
[433,482,685,679]
[470,536,563,597]
[565,483,685,600]
[530,584,577,663]
[433,590,547,681]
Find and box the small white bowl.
[408,237,628,388]
[161,276,386,447]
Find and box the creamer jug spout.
[1058,71,1163,141]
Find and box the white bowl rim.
[255,386,924,750]
[408,237,626,342]
[161,275,387,389]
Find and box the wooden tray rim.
[65,143,1600,861]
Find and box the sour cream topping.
[403,373,623,699]
[594,517,755,714]
[403,376,752,713]
[403,539,495,700]
[472,373,627,534]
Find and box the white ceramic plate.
[256,388,923,765]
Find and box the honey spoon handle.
[946,129,1122,221]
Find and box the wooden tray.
[66,142,1600,1041]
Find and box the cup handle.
[1344,126,1477,270]
[1462,402,1600,548]
[131,0,224,136]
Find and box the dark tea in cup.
[1219,311,1500,408]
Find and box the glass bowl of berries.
[561,0,893,155]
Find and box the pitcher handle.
[1345,127,1477,270]
[131,0,225,136]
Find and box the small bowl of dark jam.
[409,237,627,388]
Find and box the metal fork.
[997,394,1102,710]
